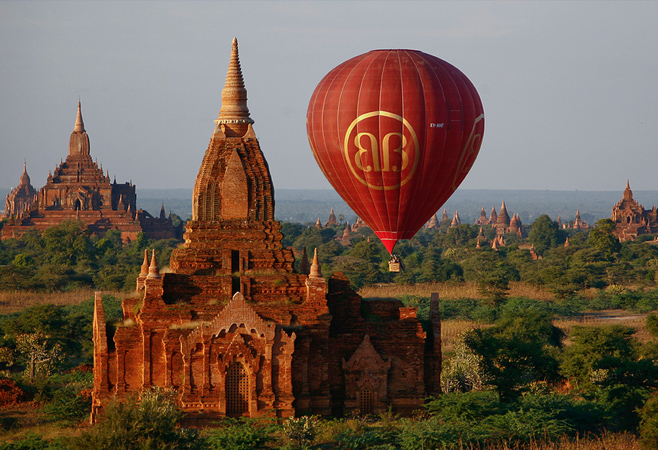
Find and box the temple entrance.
[226,361,249,416]
[360,387,374,415]
[74,199,81,210]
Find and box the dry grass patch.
[0,290,123,315]
[469,432,639,450]
[441,319,490,354]
[556,310,652,344]
[359,282,555,301]
[0,402,85,443]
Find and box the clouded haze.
[1,1,657,193]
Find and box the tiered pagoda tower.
[611,180,658,240]
[92,38,441,424]
[4,162,37,220]
[1,103,180,241]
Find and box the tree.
[418,248,463,283]
[16,332,63,379]
[464,305,562,402]
[43,221,93,266]
[461,249,519,305]
[2,304,68,339]
[280,222,304,247]
[560,324,658,430]
[528,215,561,256]
[588,219,621,257]
[560,325,636,390]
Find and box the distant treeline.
[127,188,658,226]
[3,187,656,226]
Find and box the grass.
[555,310,652,344]
[457,432,639,449]
[0,290,123,315]
[441,320,490,354]
[359,281,554,302]
[440,310,653,354]
[0,402,85,443]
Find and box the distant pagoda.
[2,102,181,241]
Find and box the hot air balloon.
[307,49,484,254]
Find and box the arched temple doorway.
[226,361,249,416]
[359,386,374,415]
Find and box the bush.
[640,394,658,449]
[0,433,67,450]
[68,388,201,450]
[42,386,90,426]
[205,418,275,450]
[440,338,490,393]
[283,416,320,449]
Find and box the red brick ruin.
[2,103,180,242]
[91,38,441,424]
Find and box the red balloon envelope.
[307,49,484,253]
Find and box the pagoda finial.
[74,101,85,133]
[215,37,254,128]
[69,101,90,155]
[624,180,633,200]
[19,161,31,186]
[140,249,149,276]
[309,248,322,278]
[147,249,160,278]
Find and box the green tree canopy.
[588,219,621,257]
[464,304,562,402]
[528,215,561,256]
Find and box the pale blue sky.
[1,1,657,192]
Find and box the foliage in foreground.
[67,388,200,450]
[0,390,650,450]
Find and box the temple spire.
[215,37,254,130]
[309,248,322,278]
[74,101,85,132]
[624,179,633,200]
[69,101,90,156]
[19,161,30,186]
[140,249,149,276]
[147,249,160,278]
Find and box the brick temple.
[2,103,180,242]
[611,180,658,241]
[91,38,441,423]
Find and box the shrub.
[283,415,320,449]
[205,418,275,450]
[68,387,201,450]
[640,393,658,449]
[0,433,67,450]
[440,337,490,393]
[42,386,90,426]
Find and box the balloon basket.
[388,255,402,273]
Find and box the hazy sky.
[1,1,657,193]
